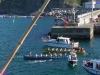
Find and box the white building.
[85,1,96,8]
[95,2,100,8]
[85,1,100,8]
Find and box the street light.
[91,0,93,19]
[72,7,78,23]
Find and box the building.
[85,0,100,9]
[95,1,100,8]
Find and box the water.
[0,17,100,75]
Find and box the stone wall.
[77,10,100,26]
[51,25,94,40]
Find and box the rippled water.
[0,17,100,75]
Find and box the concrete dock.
[94,22,100,33]
[51,23,94,40]
[50,9,100,40]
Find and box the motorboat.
[82,59,100,75]
[24,52,68,60]
[42,36,79,49]
[68,51,78,67]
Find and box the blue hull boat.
[24,55,68,60]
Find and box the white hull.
[45,42,73,48]
[68,60,78,67]
[68,53,78,67]
[83,65,100,75]
[42,36,79,48]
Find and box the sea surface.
[0,17,100,75]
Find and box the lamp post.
[72,7,77,23]
[72,7,75,23]
[91,0,93,20]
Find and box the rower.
[52,48,55,51]
[54,53,57,57]
[59,53,62,57]
[56,48,58,51]
[46,54,48,57]
[60,48,62,52]
[48,47,50,51]
[68,55,71,60]
[30,52,32,57]
[72,49,75,52]
[50,54,52,57]
[41,54,43,57]
[36,54,38,57]
[64,48,67,51]
[65,53,67,56]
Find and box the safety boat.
[82,59,100,75]
[68,51,78,67]
[42,36,79,49]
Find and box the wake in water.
[25,59,52,64]
[15,56,23,59]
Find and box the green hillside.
[64,0,93,7]
[0,0,94,15]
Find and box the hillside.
[64,0,94,7]
[0,0,90,15]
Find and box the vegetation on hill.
[64,0,96,7]
[0,0,97,15]
[64,0,81,7]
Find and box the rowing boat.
[24,53,68,60]
[43,48,86,55]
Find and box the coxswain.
[81,48,86,54]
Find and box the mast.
[0,0,50,75]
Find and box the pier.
[51,23,94,40]
[94,22,100,33]
[50,9,100,40]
